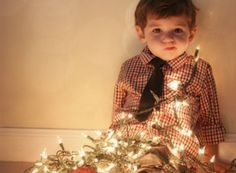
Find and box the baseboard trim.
[0,127,236,162]
[0,127,102,162]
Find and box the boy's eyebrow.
[175,23,188,27]
[148,23,188,28]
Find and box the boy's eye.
[174,28,184,33]
[152,28,161,33]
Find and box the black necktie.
[135,57,166,122]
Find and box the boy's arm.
[197,63,225,145]
[110,64,127,129]
[110,83,127,128]
[199,144,230,172]
[196,63,227,172]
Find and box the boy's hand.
[213,161,230,173]
[199,144,230,173]
[196,161,229,173]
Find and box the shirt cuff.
[199,124,226,144]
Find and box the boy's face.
[136,15,196,61]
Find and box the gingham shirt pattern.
[110,47,226,160]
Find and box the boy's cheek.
[148,35,162,44]
[173,34,189,41]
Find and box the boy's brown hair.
[135,0,198,30]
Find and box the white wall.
[0,0,236,133]
[0,128,235,163]
[0,0,236,163]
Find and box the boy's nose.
[162,32,174,43]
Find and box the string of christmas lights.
[24,47,235,173]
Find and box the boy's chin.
[149,47,185,61]
[155,54,178,61]
[156,52,185,61]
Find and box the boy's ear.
[189,26,197,42]
[135,25,146,43]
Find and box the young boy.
[110,0,227,172]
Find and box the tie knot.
[150,57,166,69]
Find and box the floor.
[0,161,33,173]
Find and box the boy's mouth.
[165,47,176,50]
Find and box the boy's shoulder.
[197,57,212,70]
[122,54,143,68]
[187,55,214,77]
[118,54,144,79]
[187,55,212,69]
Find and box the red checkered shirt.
[110,47,226,162]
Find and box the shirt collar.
[140,46,188,70]
[140,46,156,65]
[167,52,188,70]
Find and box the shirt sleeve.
[197,64,226,145]
[109,64,127,129]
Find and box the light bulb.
[210,155,215,163]
[199,146,205,155]
[168,80,181,91]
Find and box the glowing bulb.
[194,46,200,62]
[105,146,115,153]
[57,136,65,150]
[152,136,160,142]
[186,130,192,137]
[180,128,192,137]
[199,147,205,155]
[128,113,133,119]
[151,121,156,126]
[128,152,134,157]
[141,144,147,148]
[105,163,115,171]
[133,165,138,171]
[32,168,39,173]
[117,131,122,137]
[72,166,78,170]
[154,118,158,123]
[179,144,185,151]
[40,148,48,159]
[120,112,126,119]
[57,136,62,144]
[81,133,88,138]
[97,168,105,173]
[109,138,118,147]
[132,154,138,159]
[175,100,182,108]
[140,132,145,137]
[137,150,143,156]
[123,142,128,147]
[78,160,84,166]
[168,80,181,91]
[182,100,189,106]
[95,130,102,137]
[169,159,175,164]
[210,155,215,163]
[35,162,43,166]
[79,149,85,157]
[171,147,178,156]
[107,130,114,139]
[43,166,48,172]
